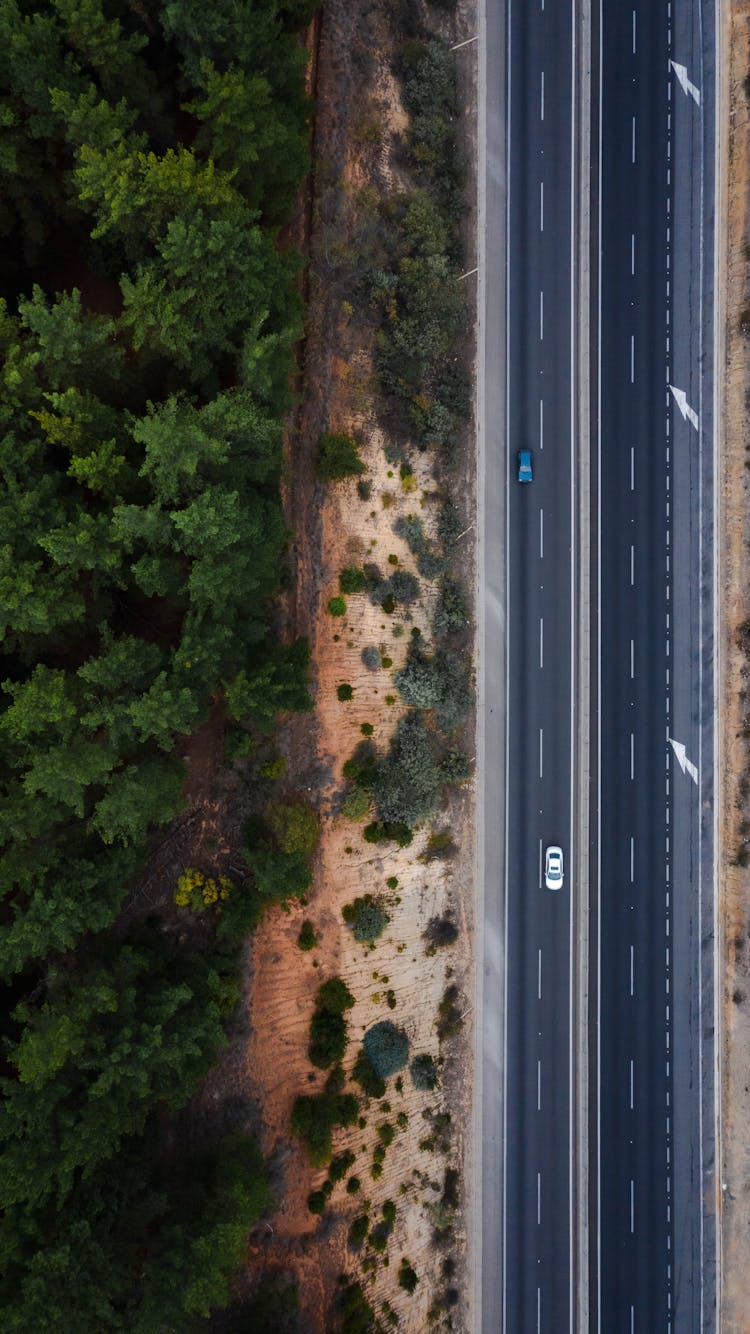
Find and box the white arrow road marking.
[670,61,701,107]
[669,737,698,786]
[668,385,700,431]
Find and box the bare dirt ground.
[243,1,477,1329]
[718,3,750,1327]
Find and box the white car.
[545,846,564,891]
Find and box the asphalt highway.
[491,0,717,1329]
[503,0,576,1327]
[595,0,715,1328]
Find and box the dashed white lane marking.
[537,1171,542,1224]
[540,507,544,558]
[631,231,635,275]
[630,732,634,781]
[631,115,636,163]
[630,333,635,383]
[539,397,544,450]
[630,444,635,490]
[632,9,636,54]
[540,616,544,669]
[537,1287,541,1334]
[539,838,543,890]
[538,946,542,999]
[630,1178,635,1233]
[540,180,544,232]
[540,289,544,340]
[539,728,544,779]
[537,1059,542,1111]
[630,836,634,883]
[630,637,635,679]
[630,944,635,996]
[630,1058,634,1109]
[541,70,545,120]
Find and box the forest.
[0,1,316,1326]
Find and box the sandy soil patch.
[719,3,750,1327]
[244,2,476,1329]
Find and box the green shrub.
[264,801,319,860]
[341,788,370,822]
[410,1053,439,1090]
[436,984,463,1041]
[352,1049,387,1099]
[386,876,398,889]
[329,1150,356,1183]
[377,1122,395,1148]
[438,499,461,546]
[315,432,365,481]
[346,1176,361,1194]
[398,1259,419,1294]
[348,1215,369,1249]
[342,895,390,944]
[363,820,413,847]
[337,683,354,701]
[339,566,368,593]
[290,1092,359,1166]
[307,1189,327,1215]
[361,646,381,671]
[308,979,355,1069]
[363,1022,409,1078]
[357,478,372,500]
[440,747,471,783]
[297,919,317,951]
[360,722,374,736]
[328,596,347,616]
[432,575,470,636]
[395,645,470,732]
[424,916,458,951]
[371,570,421,607]
[372,711,442,827]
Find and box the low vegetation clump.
[297,920,318,952]
[339,565,368,593]
[290,1083,359,1168]
[424,915,459,952]
[328,595,347,616]
[308,978,356,1069]
[362,645,382,671]
[174,867,233,911]
[436,984,464,1041]
[352,1049,387,1099]
[337,683,354,701]
[342,894,390,944]
[315,431,366,481]
[363,1021,410,1079]
[410,1053,439,1090]
[395,644,470,733]
[341,788,371,822]
[398,1258,419,1295]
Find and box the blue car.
[517,449,533,483]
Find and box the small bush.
[328,596,347,616]
[348,1215,369,1249]
[339,566,368,594]
[360,722,374,736]
[342,894,390,943]
[290,1092,359,1166]
[424,916,459,951]
[372,570,421,607]
[398,1259,419,1294]
[363,1021,409,1078]
[329,1150,356,1183]
[337,683,354,701]
[395,645,470,732]
[357,478,372,500]
[308,1189,327,1215]
[432,575,469,636]
[346,1175,361,1194]
[315,432,366,481]
[423,829,456,861]
[265,801,319,860]
[373,711,442,827]
[436,984,463,1041]
[298,919,317,951]
[441,747,471,784]
[352,1049,387,1099]
[308,978,356,1069]
[410,1053,439,1090]
[341,788,370,822]
[377,1122,395,1148]
[361,645,381,671]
